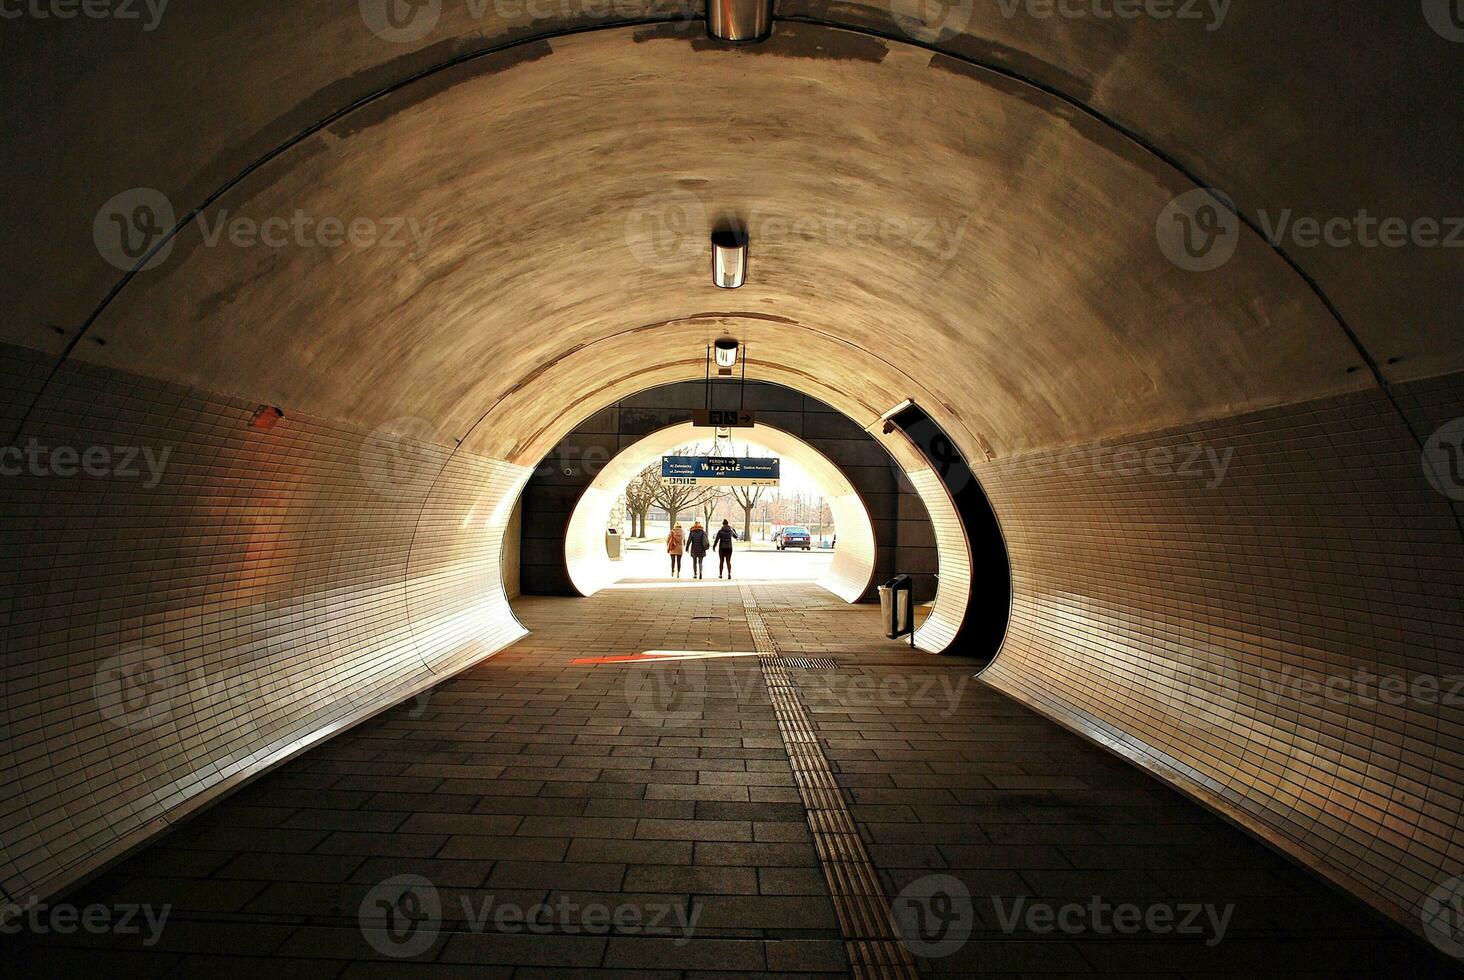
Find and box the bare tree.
[623,464,661,538]
[729,482,767,544]
[654,479,716,529]
[700,488,730,528]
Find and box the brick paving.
[10,582,1459,977]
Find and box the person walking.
[686,522,710,579]
[714,519,738,579]
[666,523,685,578]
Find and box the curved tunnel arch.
[0,4,1460,950]
[561,421,880,602]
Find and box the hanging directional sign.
[692,409,755,428]
[662,455,780,487]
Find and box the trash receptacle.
[878,574,913,641]
[605,527,622,561]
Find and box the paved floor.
[11,584,1460,977]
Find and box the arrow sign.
[692,409,755,428]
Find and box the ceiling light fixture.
[711,228,748,289]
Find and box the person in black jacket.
[713,519,738,579]
[686,522,710,579]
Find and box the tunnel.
[2,3,1462,976]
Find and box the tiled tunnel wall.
[3,338,1463,943]
[520,382,938,601]
[977,372,1464,932]
[0,342,529,905]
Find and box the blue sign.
[661,455,781,487]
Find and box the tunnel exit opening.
[561,421,876,601]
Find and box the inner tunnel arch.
[562,421,878,602]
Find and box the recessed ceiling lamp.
[711,228,748,289]
[707,0,773,43]
[714,337,740,369]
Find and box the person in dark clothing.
[713,519,738,579]
[686,522,710,579]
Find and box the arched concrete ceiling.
[3,3,1459,406]
[7,19,1445,473]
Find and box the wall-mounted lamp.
[711,229,748,289]
[251,405,284,430]
[714,337,740,369]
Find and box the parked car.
[775,526,812,550]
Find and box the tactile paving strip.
[739,585,919,979]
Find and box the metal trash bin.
[605,527,622,561]
[878,574,914,642]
